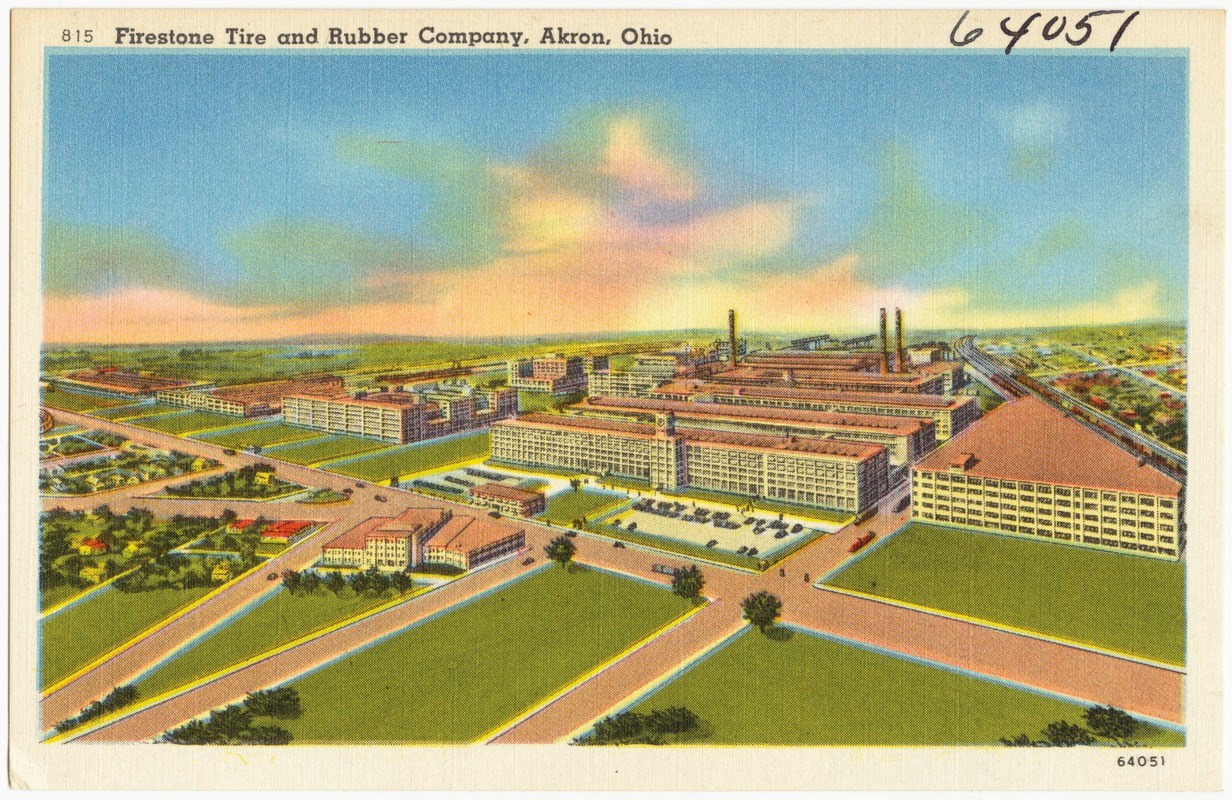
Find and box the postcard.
[9,7,1225,791]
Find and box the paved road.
[489,601,746,744]
[40,408,1185,743]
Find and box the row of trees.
[282,567,415,598]
[54,685,139,734]
[161,689,301,746]
[578,707,702,745]
[1002,705,1143,747]
[114,551,258,593]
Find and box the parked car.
[267,572,278,581]
[705,539,718,548]
[613,541,626,548]
[356,481,366,488]
[565,531,578,538]
[521,557,535,566]
[222,448,237,456]
[373,494,387,502]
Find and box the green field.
[279,566,692,743]
[623,628,1184,746]
[826,522,1185,665]
[40,583,86,612]
[195,423,323,449]
[329,432,490,482]
[40,585,213,689]
[132,588,395,701]
[41,390,132,413]
[130,409,241,435]
[540,489,628,525]
[84,404,159,420]
[264,435,390,466]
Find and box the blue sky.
[44,50,1188,343]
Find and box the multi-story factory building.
[572,396,936,466]
[492,411,889,514]
[653,381,980,440]
[507,354,608,395]
[284,386,517,444]
[911,396,1183,560]
[157,375,346,417]
[586,354,679,399]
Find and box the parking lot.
[603,500,825,559]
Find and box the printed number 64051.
[1118,756,1165,767]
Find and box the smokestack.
[728,309,738,368]
[895,307,906,373]
[879,308,889,375]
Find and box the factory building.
[653,381,980,440]
[491,411,889,514]
[157,375,346,417]
[283,385,516,444]
[911,396,1183,560]
[572,395,936,466]
[586,354,680,398]
[54,368,205,398]
[507,354,608,395]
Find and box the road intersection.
[41,408,1184,744]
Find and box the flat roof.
[580,396,932,436]
[654,380,976,411]
[914,395,1181,496]
[504,412,883,460]
[470,482,543,502]
[287,390,430,411]
[211,375,343,404]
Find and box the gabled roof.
[914,395,1180,496]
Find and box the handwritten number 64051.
[951,10,1140,54]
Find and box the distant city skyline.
[44,50,1188,344]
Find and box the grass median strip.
[327,432,490,481]
[620,627,1184,746]
[824,522,1185,665]
[276,565,692,744]
[129,587,406,701]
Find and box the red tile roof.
[581,396,932,436]
[654,380,975,411]
[914,395,1180,496]
[322,508,449,551]
[504,412,884,460]
[470,482,543,502]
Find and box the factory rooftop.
[914,395,1181,496]
[428,513,524,556]
[579,396,933,436]
[507,412,884,460]
[322,508,449,551]
[654,380,976,410]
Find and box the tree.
[244,687,302,720]
[281,570,302,595]
[741,591,782,633]
[569,478,582,492]
[206,704,253,744]
[1041,720,1096,747]
[999,733,1036,747]
[299,570,322,595]
[240,725,293,745]
[1083,705,1138,742]
[391,572,414,595]
[647,706,700,736]
[545,535,577,568]
[671,565,705,602]
[324,570,346,595]
[219,508,237,525]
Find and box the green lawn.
[279,566,692,743]
[826,522,1185,665]
[41,390,132,413]
[85,404,159,420]
[622,628,1183,746]
[540,489,628,525]
[264,435,390,466]
[39,583,86,612]
[40,585,213,689]
[195,423,324,449]
[132,588,395,700]
[329,432,490,482]
[130,409,241,435]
